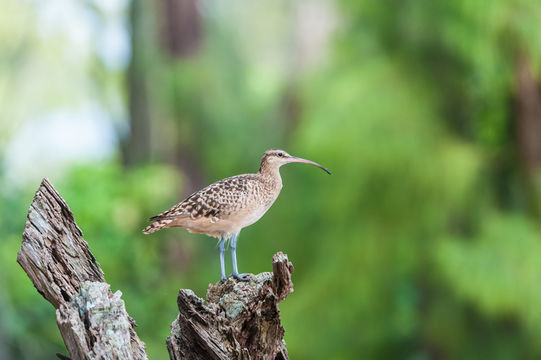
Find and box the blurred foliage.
[3,0,541,359]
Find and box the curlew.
[144,149,330,281]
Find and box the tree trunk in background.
[515,55,541,217]
[123,0,152,167]
[281,0,337,143]
[158,0,202,58]
[156,0,205,195]
[280,84,302,144]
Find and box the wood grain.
[167,252,293,360]
[17,178,147,360]
[18,178,293,359]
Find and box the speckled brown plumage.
[143,172,281,238]
[144,149,330,280]
[143,150,286,239]
[143,149,330,240]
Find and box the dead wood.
[17,178,147,360]
[166,252,293,360]
[17,178,294,359]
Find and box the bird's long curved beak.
[287,156,331,175]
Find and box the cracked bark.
[166,253,293,360]
[18,178,294,359]
[17,178,148,360]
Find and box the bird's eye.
[278,152,283,157]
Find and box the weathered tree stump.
[17,178,294,359]
[167,252,293,360]
[17,178,148,360]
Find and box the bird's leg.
[219,237,226,282]
[230,232,250,281]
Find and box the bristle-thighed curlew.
[144,149,331,281]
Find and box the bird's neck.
[258,164,283,188]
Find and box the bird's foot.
[220,275,227,283]
[230,272,251,281]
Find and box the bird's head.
[259,149,331,175]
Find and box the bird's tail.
[143,217,174,234]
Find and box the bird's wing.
[149,174,256,221]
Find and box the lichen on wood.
[18,178,294,359]
[56,281,147,360]
[17,178,147,360]
[167,252,294,360]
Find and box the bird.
[143,149,330,281]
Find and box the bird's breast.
[237,203,274,228]
[237,187,281,228]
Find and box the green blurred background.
[2,0,541,359]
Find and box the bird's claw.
[230,272,251,281]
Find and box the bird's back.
[143,172,282,238]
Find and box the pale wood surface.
[17,178,147,360]
[17,178,293,360]
[166,252,293,360]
